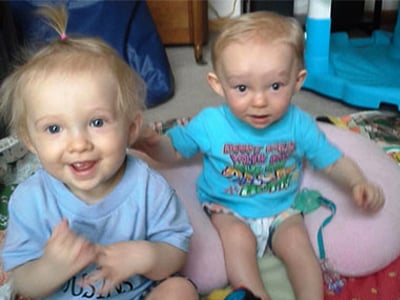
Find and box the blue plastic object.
[225,287,261,300]
[303,7,400,110]
[8,0,174,108]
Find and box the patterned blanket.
[316,110,400,166]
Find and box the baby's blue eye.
[47,125,61,134]
[271,82,281,91]
[235,85,247,93]
[91,118,104,127]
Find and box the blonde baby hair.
[0,4,146,142]
[211,11,305,75]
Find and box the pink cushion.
[132,153,227,294]
[304,122,400,276]
[157,158,227,294]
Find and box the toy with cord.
[304,0,400,110]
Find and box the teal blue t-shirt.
[167,104,342,218]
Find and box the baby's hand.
[81,242,138,296]
[352,182,385,212]
[44,220,96,275]
[132,125,160,151]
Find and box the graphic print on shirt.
[60,271,139,298]
[221,142,298,196]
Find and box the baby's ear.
[128,112,143,146]
[295,69,307,91]
[207,72,225,97]
[20,134,37,155]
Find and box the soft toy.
[131,121,400,295]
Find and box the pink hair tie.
[60,33,67,40]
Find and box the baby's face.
[216,39,305,129]
[23,71,132,203]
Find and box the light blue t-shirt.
[2,155,193,300]
[167,104,342,218]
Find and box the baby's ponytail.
[36,5,68,41]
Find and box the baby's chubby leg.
[271,214,323,300]
[211,213,270,300]
[146,276,198,300]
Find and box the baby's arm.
[82,241,187,296]
[323,156,385,212]
[11,220,96,298]
[134,126,183,163]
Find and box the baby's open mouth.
[71,161,96,172]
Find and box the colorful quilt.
[316,110,400,166]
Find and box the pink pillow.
[131,152,227,294]
[131,121,400,293]
[304,122,400,276]
[157,158,228,294]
